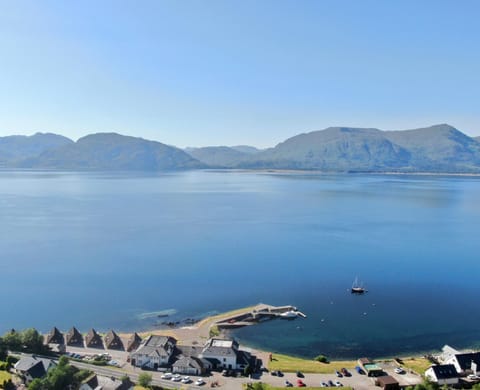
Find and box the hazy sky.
[0,0,479,147]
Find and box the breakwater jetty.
[215,304,306,329]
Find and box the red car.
[297,380,306,387]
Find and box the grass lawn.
[399,357,430,375]
[268,353,356,374]
[0,370,12,382]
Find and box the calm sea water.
[1,170,479,359]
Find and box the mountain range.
[1,124,480,172]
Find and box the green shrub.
[314,355,329,363]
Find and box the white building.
[425,365,459,385]
[199,338,254,371]
[445,352,480,375]
[130,335,176,369]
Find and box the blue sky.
[0,0,479,147]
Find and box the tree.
[21,328,45,354]
[2,330,22,352]
[138,372,153,388]
[28,378,44,390]
[0,337,7,360]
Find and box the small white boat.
[351,276,366,294]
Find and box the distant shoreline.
[2,167,480,177]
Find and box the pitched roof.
[82,374,131,390]
[173,356,204,371]
[66,327,83,345]
[201,338,238,357]
[46,327,64,344]
[176,345,203,358]
[85,328,103,348]
[126,332,142,352]
[14,356,55,379]
[104,330,124,350]
[132,335,176,357]
[430,364,458,379]
[454,353,480,371]
[236,350,253,366]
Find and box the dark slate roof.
[177,345,203,358]
[46,327,64,344]
[455,353,480,371]
[66,327,83,345]
[85,328,103,348]
[236,350,253,366]
[127,332,142,352]
[201,338,239,357]
[202,346,237,357]
[173,356,204,371]
[431,364,458,379]
[14,356,55,379]
[132,335,176,357]
[104,329,124,350]
[82,374,130,390]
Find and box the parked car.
[335,381,343,387]
[297,379,306,387]
[335,371,342,377]
[171,374,182,382]
[181,376,191,384]
[341,368,350,377]
[394,367,405,374]
[161,373,172,379]
[285,380,293,387]
[277,371,284,377]
[221,370,229,377]
[296,371,304,378]
[271,370,278,376]
[467,374,480,380]
[195,378,205,386]
[321,382,328,387]
[328,380,334,387]
[355,366,365,375]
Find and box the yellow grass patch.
[268,353,356,374]
[399,357,430,375]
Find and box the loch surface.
[1,170,479,358]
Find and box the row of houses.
[424,345,480,386]
[129,335,257,375]
[45,326,142,352]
